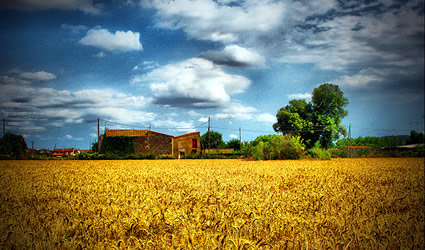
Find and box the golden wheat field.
[0,158,424,249]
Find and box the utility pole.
[348,123,351,158]
[97,118,100,153]
[149,123,152,130]
[208,116,211,152]
[239,127,242,147]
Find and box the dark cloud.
[199,52,251,67]
[11,97,32,103]
[37,99,96,109]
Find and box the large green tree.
[273,99,317,148]
[226,139,241,151]
[0,132,27,158]
[273,83,348,149]
[201,131,225,149]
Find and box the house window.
[192,139,197,149]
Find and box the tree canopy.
[226,139,241,151]
[201,131,225,149]
[406,130,424,145]
[0,132,27,158]
[273,83,348,149]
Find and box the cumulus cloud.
[214,102,257,120]
[333,69,384,87]
[144,0,423,94]
[1,70,56,85]
[131,58,250,108]
[287,93,312,99]
[198,117,209,123]
[229,134,238,139]
[142,0,287,43]
[79,28,143,52]
[0,80,156,131]
[256,113,276,123]
[201,45,266,68]
[0,0,102,14]
[19,71,57,81]
[187,110,200,117]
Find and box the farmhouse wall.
[103,129,200,157]
[173,132,201,157]
[133,132,173,155]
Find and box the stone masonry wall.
[133,132,173,155]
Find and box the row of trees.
[201,83,423,159]
[336,130,424,149]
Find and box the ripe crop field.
[0,158,424,249]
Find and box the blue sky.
[0,0,424,149]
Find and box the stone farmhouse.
[101,129,201,158]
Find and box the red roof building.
[52,148,75,157]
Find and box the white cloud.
[144,0,422,77]
[215,102,257,120]
[201,45,266,68]
[65,134,73,139]
[133,61,159,71]
[187,110,200,116]
[287,93,312,99]
[143,0,286,43]
[332,68,385,87]
[229,134,238,139]
[0,82,155,130]
[278,3,424,71]
[0,0,102,14]
[79,28,143,52]
[93,51,106,58]
[132,58,250,108]
[256,113,276,123]
[0,75,31,85]
[19,71,57,81]
[198,117,209,123]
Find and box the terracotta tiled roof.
[53,148,75,152]
[105,129,199,138]
[105,129,149,137]
[175,132,200,138]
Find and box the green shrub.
[328,148,348,158]
[157,154,175,160]
[245,135,305,160]
[308,147,331,160]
